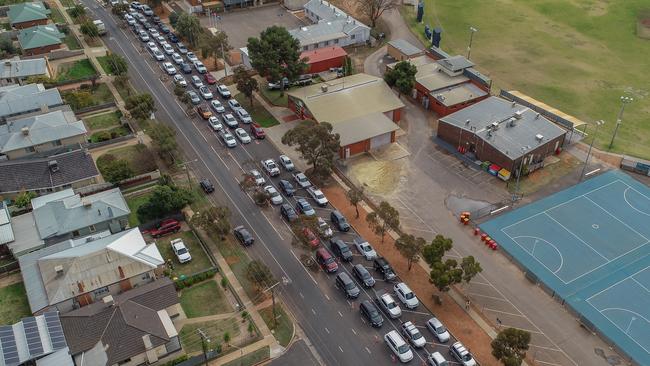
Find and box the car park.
[250,123,265,139]
[377,293,401,319]
[187,91,200,104]
[235,108,252,123]
[162,62,176,75]
[168,33,179,43]
[306,187,328,207]
[427,352,449,366]
[293,172,311,188]
[222,113,238,128]
[210,100,225,113]
[353,263,375,287]
[162,43,174,55]
[315,247,338,272]
[249,169,265,185]
[219,130,237,148]
[330,210,350,232]
[217,84,231,98]
[208,116,222,131]
[296,198,316,216]
[278,180,295,196]
[151,48,164,61]
[197,105,212,119]
[302,227,319,248]
[279,155,294,171]
[176,42,188,53]
[261,159,280,176]
[199,86,213,100]
[170,239,192,263]
[204,73,217,84]
[335,272,360,299]
[194,60,207,74]
[138,30,150,41]
[149,219,181,238]
[171,52,183,64]
[186,52,198,63]
[280,203,299,222]
[263,185,282,205]
[374,257,397,281]
[401,321,426,348]
[200,179,214,193]
[394,282,419,309]
[191,75,203,88]
[449,342,476,366]
[227,99,241,110]
[359,300,383,327]
[329,238,353,261]
[180,62,192,74]
[353,236,377,260]
[233,226,254,246]
[234,128,251,144]
[426,317,450,343]
[160,24,170,34]
[317,217,333,238]
[384,330,413,363]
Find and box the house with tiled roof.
[8,1,51,29]
[18,25,64,56]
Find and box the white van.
[384,330,413,363]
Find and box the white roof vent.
[491,121,499,130]
[511,101,516,107]
[465,119,470,125]
[54,265,64,274]
[507,117,517,127]
[102,295,114,305]
[514,110,524,119]
[321,84,328,92]
[21,127,29,135]
[535,134,544,142]
[535,113,541,119]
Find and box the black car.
[200,179,214,193]
[335,272,360,299]
[360,300,383,327]
[278,180,295,196]
[233,226,254,246]
[160,24,171,34]
[168,33,179,43]
[353,263,375,287]
[180,62,192,74]
[280,203,299,222]
[330,210,350,232]
[152,15,161,25]
[373,257,397,281]
[329,238,353,262]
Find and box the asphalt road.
[83,3,468,365]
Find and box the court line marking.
[542,212,608,261]
[586,267,649,301]
[512,236,564,274]
[597,308,650,354]
[582,195,650,243]
[483,307,527,318]
[631,277,649,293]
[623,188,650,217]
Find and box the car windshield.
[397,344,409,354]
[315,192,324,199]
[369,308,379,317]
[436,325,447,333]
[462,354,472,361]
[362,245,371,252]
[225,135,234,141]
[385,300,396,309]
[177,247,187,255]
[361,271,370,279]
[240,110,249,117]
[412,331,422,340]
[404,292,414,300]
[341,246,350,253]
[299,176,307,182]
[324,256,335,264]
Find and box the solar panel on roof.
[22,316,44,357]
[43,312,67,350]
[0,325,19,365]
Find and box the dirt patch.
[347,159,403,195]
[225,256,240,266]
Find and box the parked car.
[296,198,316,216]
[222,113,238,128]
[160,24,171,34]
[263,185,282,205]
[191,75,203,88]
[394,282,419,309]
[377,293,401,319]
[280,203,299,222]
[317,217,333,238]
[210,100,225,113]
[138,30,149,41]
[146,41,158,53]
[162,43,174,55]
[278,180,295,196]
[219,130,237,148]
[426,317,450,343]
[154,35,165,45]
[197,105,212,119]
[401,321,426,348]
[279,155,294,171]
[168,33,179,43]
[449,342,476,366]
[200,179,214,193]
[208,116,222,131]
[204,73,217,84]
[176,42,188,53]
[233,226,254,246]
[152,15,161,24]
[353,263,375,287]
[141,4,153,16]
[306,187,328,207]
[186,91,200,105]
[124,14,135,25]
[427,352,449,366]
[171,52,183,64]
[335,272,360,299]
[162,62,176,75]
[374,257,397,281]
[194,60,207,74]
[130,1,142,10]
[227,99,241,110]
[359,300,383,327]
[329,237,352,262]
[261,159,280,177]
[149,29,160,38]
[186,52,198,63]
[330,210,350,232]
[384,330,413,363]
[249,169,265,185]
[353,236,377,260]
[151,48,164,61]
[180,62,192,74]
[250,123,265,139]
[315,247,338,273]
[302,227,319,248]
[217,84,231,98]
[149,219,181,238]
[293,172,311,188]
[199,86,213,100]
[171,239,192,263]
[235,108,252,123]
[234,128,251,144]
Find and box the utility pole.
[197,329,210,366]
[177,159,198,187]
[608,95,633,150]
[263,282,280,329]
[467,27,478,60]
[580,120,605,182]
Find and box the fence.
[0,260,19,275]
[84,133,135,150]
[75,101,117,115]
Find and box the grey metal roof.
[32,187,129,240]
[0,149,98,195]
[437,55,474,73]
[0,84,63,119]
[289,19,367,46]
[335,112,399,146]
[304,0,348,22]
[431,82,488,107]
[0,58,48,79]
[0,110,86,154]
[35,347,74,366]
[388,39,422,57]
[439,96,567,160]
[0,312,71,366]
[0,203,13,246]
[6,213,42,256]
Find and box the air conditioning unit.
[536,134,544,142]
[507,117,517,127]
[491,122,499,130]
[514,110,524,119]
[321,85,328,92]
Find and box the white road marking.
[351,328,357,335]
[290,250,318,285]
[338,346,343,353]
[338,311,343,317]
[324,294,330,301]
[299,292,304,299]
[311,308,316,315]
[483,307,527,318]
[260,211,284,240]
[324,327,330,334]
[365,347,371,354]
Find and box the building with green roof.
[8,1,51,29]
[18,25,64,56]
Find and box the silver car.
[222,113,238,128]
[151,49,164,61]
[208,116,222,131]
[171,52,183,64]
[162,62,176,75]
[353,237,377,260]
[199,86,213,100]
[191,75,203,88]
[218,84,231,98]
[378,293,401,319]
[210,100,225,113]
[186,52,198,63]
[236,108,252,124]
[279,155,294,171]
[426,317,450,343]
[264,185,283,205]
[219,130,237,148]
[234,128,251,144]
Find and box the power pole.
[197,329,210,366]
[263,282,280,329]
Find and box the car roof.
[395,282,412,292]
[380,293,394,301]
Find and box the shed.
[387,39,424,61]
[300,46,347,74]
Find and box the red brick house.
[18,25,64,56]
[8,2,50,30]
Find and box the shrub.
[174,269,217,290]
[161,355,189,366]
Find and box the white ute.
[171,238,191,263]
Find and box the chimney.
[40,104,49,113]
[21,127,29,135]
[48,160,59,173]
[536,134,544,142]
[102,295,114,306]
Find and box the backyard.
[83,110,122,130]
[97,144,157,176]
[156,230,213,278]
[402,0,650,159]
[179,279,233,318]
[0,283,31,324]
[179,318,241,354]
[234,93,279,127]
[125,190,152,227]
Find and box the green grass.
[259,304,293,347]
[63,33,81,50]
[125,191,153,227]
[221,346,270,366]
[180,280,233,318]
[179,318,240,354]
[50,8,66,24]
[57,59,97,81]
[98,144,157,175]
[234,93,279,128]
[0,283,32,324]
[156,230,213,278]
[60,0,76,7]
[84,111,122,130]
[402,0,650,159]
[259,87,288,108]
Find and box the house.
[0,202,13,255]
[303,0,347,23]
[0,109,87,160]
[0,57,52,85]
[7,1,51,29]
[18,25,64,56]
[289,19,370,51]
[437,96,567,173]
[0,83,63,119]
[18,228,164,314]
[301,46,347,74]
[0,149,99,202]
[287,73,404,158]
[387,39,424,61]
[0,311,74,366]
[387,54,490,117]
[60,278,181,366]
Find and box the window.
[53,139,62,146]
[334,39,339,44]
[141,272,151,281]
[351,34,356,40]
[303,46,308,51]
[72,230,80,237]
[93,286,109,297]
[88,225,96,233]
[25,146,35,153]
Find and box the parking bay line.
[401,309,431,316]
[483,307,528,318]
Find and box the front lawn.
[0,283,31,324]
[259,304,293,347]
[89,125,131,143]
[60,0,75,7]
[259,87,288,108]
[125,191,152,227]
[179,318,240,354]
[61,83,114,110]
[50,7,66,24]
[98,144,157,175]
[57,59,98,82]
[84,110,122,130]
[234,93,279,128]
[62,33,81,50]
[180,279,233,318]
[156,230,213,278]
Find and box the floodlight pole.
[467,27,478,60]
[608,96,633,150]
[580,120,604,182]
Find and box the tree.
[136,184,194,222]
[112,3,130,15]
[103,53,128,75]
[223,332,231,347]
[0,37,16,58]
[365,201,400,243]
[175,13,203,46]
[384,61,417,97]
[422,234,453,265]
[168,11,179,27]
[247,26,307,91]
[125,93,155,120]
[356,0,398,28]
[460,256,483,284]
[69,4,86,19]
[233,66,259,108]
[80,21,99,39]
[96,154,134,183]
[394,233,426,270]
[491,328,531,366]
[14,191,37,209]
[246,260,275,291]
[239,173,257,192]
[199,31,230,69]
[281,120,340,180]
[192,206,231,239]
[429,258,463,294]
[149,122,178,161]
[346,186,364,218]
[63,90,94,110]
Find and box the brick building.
[18,25,64,56]
[8,2,50,29]
[301,46,347,74]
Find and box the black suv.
[335,272,360,299]
[359,300,383,327]
[329,238,353,262]
[373,257,397,281]
[233,226,254,246]
[353,263,375,287]
[280,203,299,222]
[330,210,350,232]
[200,179,214,193]
[278,180,295,196]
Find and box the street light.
[608,95,633,150]
[580,120,605,182]
[467,27,478,60]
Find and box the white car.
[353,236,377,260]
[293,172,311,188]
[199,86,213,100]
[171,52,183,64]
[426,317,450,343]
[191,75,203,88]
[234,128,251,144]
[378,293,401,319]
[155,35,165,45]
[384,330,413,364]
[171,238,191,263]
[138,30,150,41]
[261,159,280,177]
[146,41,157,53]
[210,100,225,113]
[317,217,333,238]
[401,321,426,348]
[194,60,207,73]
[394,282,419,309]
[217,84,231,98]
[162,43,174,55]
[450,342,477,366]
[186,52,198,63]
[124,14,135,25]
[264,185,283,205]
[227,99,240,110]
[162,62,176,75]
[306,187,328,207]
[151,49,164,61]
[208,116,222,131]
[236,108,252,124]
[219,130,237,148]
[279,155,294,171]
[222,113,238,128]
[250,169,265,185]
[173,74,187,87]
[149,28,160,38]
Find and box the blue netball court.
[480,171,650,366]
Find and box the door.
[370,133,392,149]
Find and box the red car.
[302,227,319,248]
[149,219,181,238]
[204,73,217,85]
[250,123,265,139]
[316,247,338,273]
